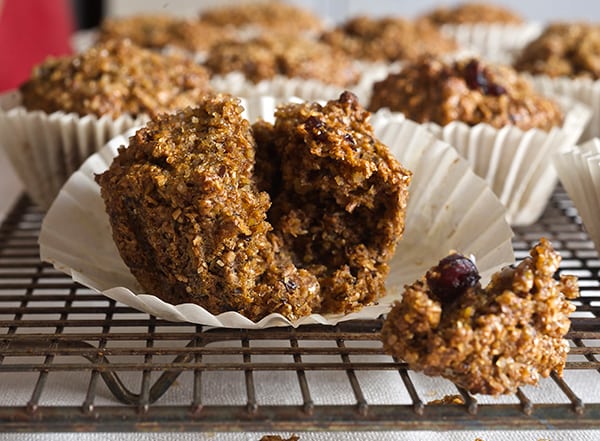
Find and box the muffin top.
[320,16,458,62]
[369,56,564,131]
[422,2,523,25]
[204,35,360,87]
[20,39,213,118]
[514,22,600,79]
[97,14,231,52]
[200,1,323,35]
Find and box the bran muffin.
[204,35,359,87]
[200,2,323,36]
[514,22,600,80]
[95,92,412,320]
[97,14,231,53]
[320,16,458,63]
[381,238,579,395]
[369,56,564,131]
[20,38,213,119]
[423,2,524,25]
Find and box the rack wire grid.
[0,187,599,433]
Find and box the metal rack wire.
[0,188,599,432]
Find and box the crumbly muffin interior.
[381,238,579,395]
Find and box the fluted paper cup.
[0,90,147,210]
[210,60,396,105]
[439,22,543,64]
[525,74,600,141]
[554,138,600,255]
[39,96,514,329]
[422,96,590,226]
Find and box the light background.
[106,0,600,22]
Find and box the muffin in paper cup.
[358,55,591,226]
[525,74,600,141]
[0,90,146,210]
[422,95,590,226]
[554,138,600,255]
[39,96,514,329]
[438,23,543,65]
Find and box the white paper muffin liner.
[525,74,600,141]
[421,96,590,226]
[39,96,515,329]
[0,90,148,210]
[439,22,543,65]
[210,60,397,106]
[554,138,600,255]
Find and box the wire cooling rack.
[0,188,599,432]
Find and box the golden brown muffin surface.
[514,22,600,79]
[381,238,579,395]
[423,2,523,25]
[20,39,213,119]
[200,1,323,35]
[97,14,231,52]
[369,57,564,131]
[204,35,359,87]
[95,95,321,321]
[320,16,458,62]
[96,92,412,320]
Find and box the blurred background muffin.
[514,22,600,140]
[320,16,458,63]
[204,34,359,87]
[96,14,233,54]
[368,55,589,226]
[0,38,213,209]
[420,2,542,64]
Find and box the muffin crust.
[320,16,457,62]
[20,39,213,119]
[514,22,600,79]
[369,57,564,131]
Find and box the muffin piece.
[255,91,412,314]
[369,56,564,131]
[200,1,323,35]
[423,2,523,25]
[514,23,600,79]
[381,238,579,395]
[204,35,359,87]
[20,39,213,119]
[95,95,320,321]
[320,16,457,63]
[97,14,231,52]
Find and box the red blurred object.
[0,0,74,92]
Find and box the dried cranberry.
[304,116,328,142]
[463,60,506,97]
[426,253,480,303]
[487,84,506,96]
[344,133,356,145]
